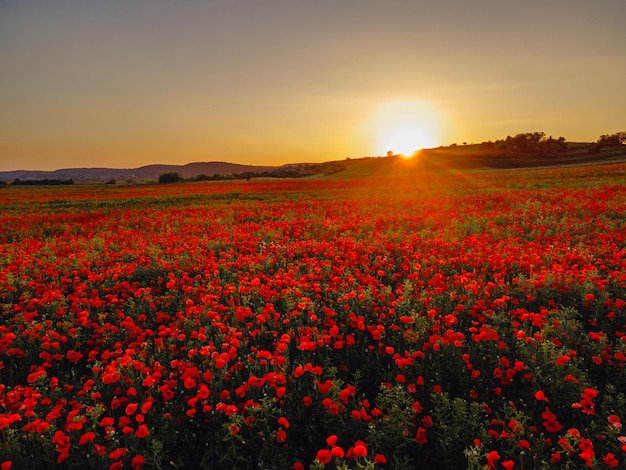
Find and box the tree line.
[479,130,625,156]
[479,132,568,155]
[0,178,75,186]
[158,161,348,184]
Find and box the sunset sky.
[1,0,625,171]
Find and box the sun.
[386,127,432,158]
[362,100,445,158]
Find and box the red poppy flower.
[352,441,368,458]
[131,455,145,470]
[134,424,149,438]
[608,415,622,429]
[373,453,387,464]
[109,448,128,460]
[331,446,345,458]
[542,407,563,433]
[603,453,619,468]
[141,399,154,414]
[79,431,96,445]
[412,400,423,413]
[486,450,500,469]
[275,429,287,443]
[416,427,428,444]
[100,416,115,427]
[315,449,332,465]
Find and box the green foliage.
[431,392,491,467]
[367,385,417,460]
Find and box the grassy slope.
[329,145,626,179]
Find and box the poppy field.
[1,163,626,469]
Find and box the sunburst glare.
[365,100,446,157]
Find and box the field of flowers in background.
[1,164,626,469]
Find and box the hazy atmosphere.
[1,0,625,171]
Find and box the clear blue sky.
[1,0,625,171]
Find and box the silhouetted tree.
[158,172,183,184]
[598,132,626,147]
[12,178,74,186]
[501,132,567,154]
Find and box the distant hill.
[0,161,279,182]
